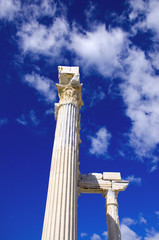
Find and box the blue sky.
[0,0,159,239]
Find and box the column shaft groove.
[42,103,78,240]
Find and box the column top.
[58,66,80,85]
[54,66,83,120]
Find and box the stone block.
[87,173,103,179]
[103,172,121,180]
[58,66,79,85]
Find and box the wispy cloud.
[16,114,27,126]
[144,228,159,240]
[125,175,142,185]
[90,233,102,240]
[22,0,57,19]
[80,232,87,237]
[29,110,40,127]
[89,127,111,156]
[139,216,147,225]
[102,231,108,239]
[122,217,137,226]
[155,211,159,217]
[0,118,8,126]
[45,108,54,115]
[16,110,40,127]
[24,73,56,104]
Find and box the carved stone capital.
[56,84,83,107]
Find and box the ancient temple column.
[105,189,121,240]
[41,66,83,240]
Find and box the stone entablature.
[78,172,128,194]
[79,172,129,240]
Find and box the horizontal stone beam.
[78,172,129,194]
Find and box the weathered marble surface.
[78,172,129,240]
[42,66,83,240]
[79,172,128,193]
[103,172,121,180]
[104,190,121,240]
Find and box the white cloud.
[0,0,20,21]
[122,217,136,226]
[16,110,40,127]
[146,0,159,37]
[36,0,57,17]
[0,118,8,126]
[17,13,126,76]
[0,0,57,21]
[71,24,126,77]
[29,110,40,127]
[16,114,27,126]
[145,229,159,240]
[155,211,159,217]
[125,175,142,185]
[24,73,56,104]
[90,233,102,240]
[129,0,146,21]
[120,47,159,165]
[121,223,141,240]
[102,231,108,240]
[149,49,159,70]
[86,86,105,107]
[129,0,159,37]
[139,216,147,224]
[18,18,69,58]
[45,108,54,115]
[145,233,159,240]
[3,0,159,169]
[102,231,108,237]
[81,232,88,237]
[89,127,111,156]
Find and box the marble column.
[41,66,83,240]
[104,189,121,240]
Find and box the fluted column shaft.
[42,65,83,240]
[42,102,79,240]
[105,189,121,240]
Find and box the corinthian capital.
[56,66,83,107]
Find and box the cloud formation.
[18,18,69,58]
[120,47,159,164]
[0,0,20,21]
[90,233,102,240]
[16,110,40,127]
[122,217,136,226]
[145,229,159,240]
[1,0,159,170]
[80,232,87,237]
[71,25,126,77]
[24,73,56,104]
[125,175,142,185]
[89,127,111,156]
[121,223,141,240]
